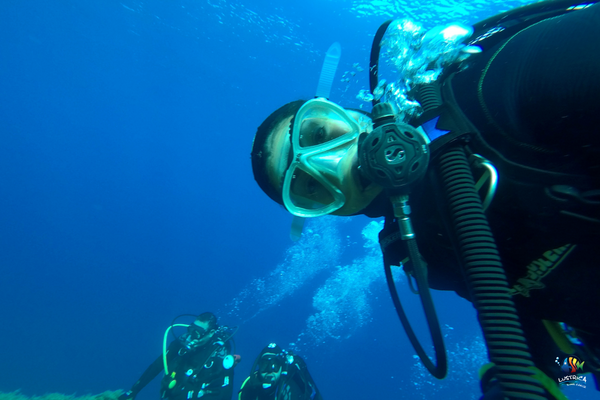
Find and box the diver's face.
[259,356,283,383]
[266,110,382,216]
[260,367,282,384]
[190,320,215,347]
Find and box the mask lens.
[297,115,353,148]
[188,325,207,340]
[259,357,282,374]
[288,168,336,210]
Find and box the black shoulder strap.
[438,70,600,234]
[469,0,599,51]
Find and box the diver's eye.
[313,126,326,145]
[307,179,318,195]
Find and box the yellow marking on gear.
[529,366,570,400]
[479,363,569,400]
[510,244,576,297]
[542,320,575,354]
[238,376,251,400]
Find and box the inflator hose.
[384,237,447,379]
[437,147,547,399]
[369,19,393,107]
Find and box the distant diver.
[238,343,323,400]
[120,312,240,400]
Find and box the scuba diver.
[250,1,600,399]
[119,312,240,400]
[238,343,323,400]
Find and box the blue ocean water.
[0,1,597,399]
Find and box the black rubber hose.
[369,19,393,107]
[384,237,447,379]
[436,147,547,399]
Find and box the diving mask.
[282,98,364,218]
[180,323,210,350]
[259,356,283,374]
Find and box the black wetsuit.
[377,2,600,392]
[239,356,323,400]
[126,336,234,400]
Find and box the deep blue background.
[0,1,597,399]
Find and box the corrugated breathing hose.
[437,146,547,399]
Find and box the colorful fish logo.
[561,356,585,374]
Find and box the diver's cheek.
[330,151,364,215]
[335,145,358,186]
[333,162,383,215]
[332,176,375,215]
